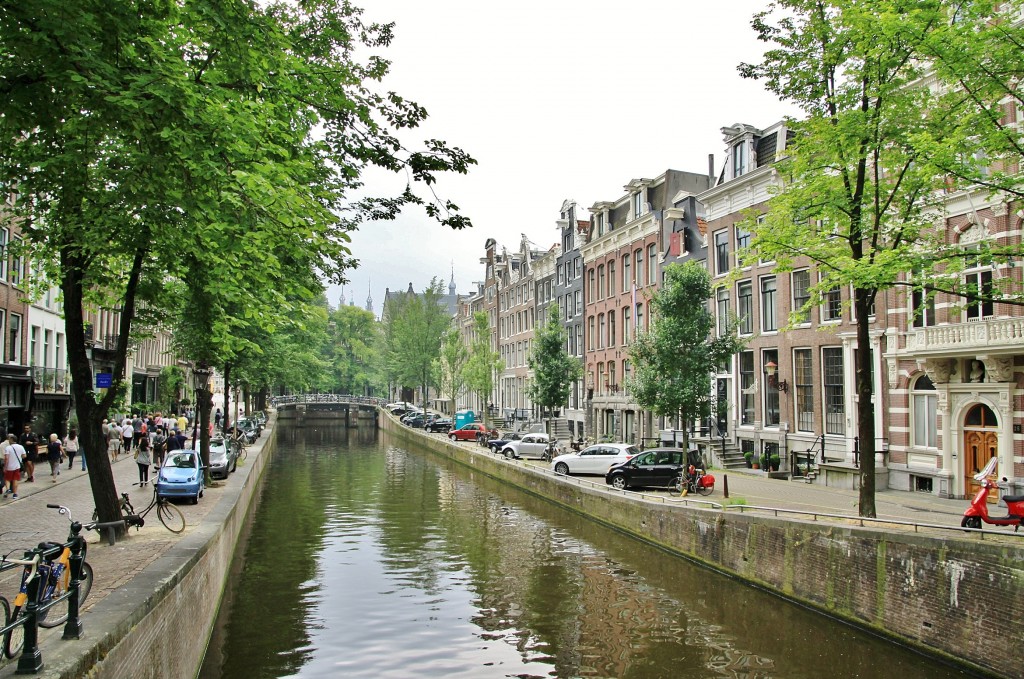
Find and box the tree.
[383,279,451,410]
[736,0,1024,516]
[627,262,743,452]
[526,304,583,438]
[464,311,503,428]
[0,1,474,522]
[433,327,469,414]
[329,305,382,396]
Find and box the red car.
[448,423,488,441]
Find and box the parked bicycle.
[227,430,248,463]
[2,506,96,659]
[92,482,186,534]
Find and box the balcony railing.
[32,367,70,394]
[906,317,1024,353]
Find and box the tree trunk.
[198,384,212,482]
[855,287,877,518]
[223,363,232,430]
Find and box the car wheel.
[610,475,627,490]
[191,495,199,505]
[502,448,514,459]
[554,462,569,475]
[449,433,457,441]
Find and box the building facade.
[554,200,587,438]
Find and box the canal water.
[199,426,970,679]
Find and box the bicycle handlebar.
[1,553,40,580]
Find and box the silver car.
[551,443,641,475]
[501,433,551,460]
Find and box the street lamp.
[764,360,789,393]
[192,363,213,480]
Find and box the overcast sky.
[327,0,798,314]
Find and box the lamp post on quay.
[192,362,214,482]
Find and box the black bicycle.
[2,506,96,658]
[92,482,186,534]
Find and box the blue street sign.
[96,373,112,388]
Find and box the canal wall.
[32,422,277,679]
[383,417,1024,679]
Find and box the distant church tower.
[365,280,373,313]
[338,287,346,308]
[449,267,456,296]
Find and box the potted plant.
[769,453,781,472]
[759,453,770,470]
[743,451,754,468]
[751,454,760,470]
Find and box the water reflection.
[201,426,969,679]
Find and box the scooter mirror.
[974,456,998,481]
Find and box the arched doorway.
[963,403,999,500]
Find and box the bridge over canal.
[272,394,382,427]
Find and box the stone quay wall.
[382,417,1024,679]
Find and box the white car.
[501,432,551,460]
[551,443,641,476]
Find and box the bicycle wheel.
[157,501,186,533]
[4,604,23,659]
[38,561,93,628]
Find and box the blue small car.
[158,450,205,504]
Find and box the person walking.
[135,435,152,486]
[63,429,80,470]
[108,420,122,461]
[20,424,39,483]
[214,408,222,431]
[152,428,167,468]
[121,419,134,454]
[3,435,25,499]
[46,433,63,483]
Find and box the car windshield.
[165,453,196,469]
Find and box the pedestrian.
[177,413,187,434]
[135,435,152,485]
[152,428,167,468]
[63,429,80,470]
[20,424,39,483]
[46,433,63,483]
[214,408,222,431]
[165,428,183,453]
[121,419,134,454]
[3,435,25,499]
[108,420,122,461]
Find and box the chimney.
[708,153,715,185]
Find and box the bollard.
[63,531,85,639]
[16,551,43,674]
[723,474,729,499]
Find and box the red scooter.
[961,457,1024,531]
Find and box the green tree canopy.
[526,303,582,434]
[464,311,502,427]
[627,262,742,451]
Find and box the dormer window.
[633,192,643,219]
[733,142,747,178]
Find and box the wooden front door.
[963,403,999,500]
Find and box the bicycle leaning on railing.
[92,482,186,536]
[226,430,248,463]
[1,504,98,660]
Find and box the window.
[8,313,20,364]
[597,265,605,300]
[10,238,23,288]
[598,314,606,349]
[635,249,644,286]
[623,307,631,344]
[608,312,616,347]
[794,348,813,432]
[0,228,8,280]
[609,362,616,391]
[633,192,643,219]
[733,141,747,178]
[588,316,595,351]
[761,276,777,332]
[575,325,583,356]
[964,249,994,320]
[791,270,811,324]
[635,303,644,333]
[596,213,605,237]
[739,351,755,425]
[648,244,657,284]
[912,283,935,328]
[597,363,605,395]
[588,268,596,302]
[714,231,730,275]
[608,261,616,296]
[716,288,730,337]
[623,254,631,290]
[823,347,844,435]
[737,281,753,334]
[763,349,780,426]
[574,290,581,317]
[735,224,751,251]
[557,264,564,285]
[912,374,937,448]
[822,280,842,321]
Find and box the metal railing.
[271,394,385,406]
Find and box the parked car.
[500,432,551,460]
[448,423,488,441]
[551,443,641,476]
[387,401,417,415]
[486,431,523,453]
[404,413,427,428]
[208,437,237,480]
[605,448,684,490]
[158,450,205,504]
[426,417,453,433]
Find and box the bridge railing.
[271,394,386,407]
